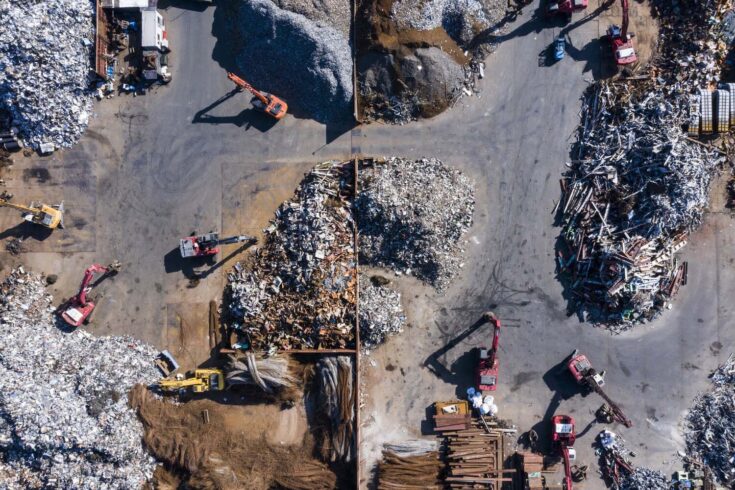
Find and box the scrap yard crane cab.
[606,0,637,68]
[226,72,288,120]
[0,197,64,230]
[551,414,577,490]
[475,312,501,393]
[59,262,121,328]
[547,0,588,20]
[179,232,255,259]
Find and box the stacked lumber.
[378,450,443,489]
[443,425,514,488]
[517,451,544,490]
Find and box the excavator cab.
[26,203,64,229]
[251,94,288,120]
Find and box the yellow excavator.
[0,198,64,229]
[158,368,226,394]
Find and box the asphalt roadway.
[3,1,733,489]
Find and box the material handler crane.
[158,368,225,394]
[547,0,588,20]
[567,350,633,427]
[179,232,255,259]
[551,414,577,490]
[227,72,288,120]
[606,0,637,66]
[475,312,501,393]
[0,198,64,229]
[59,262,121,327]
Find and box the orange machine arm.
[227,72,268,105]
[621,0,629,40]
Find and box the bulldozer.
[158,368,226,394]
[0,198,64,229]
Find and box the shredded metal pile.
[358,274,406,350]
[0,268,159,489]
[231,0,352,122]
[357,157,476,291]
[619,468,670,490]
[686,354,735,486]
[0,0,94,150]
[556,0,729,329]
[226,161,357,351]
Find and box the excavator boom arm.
[562,447,573,490]
[227,72,269,105]
[76,264,111,306]
[591,383,633,427]
[0,200,36,214]
[620,0,629,40]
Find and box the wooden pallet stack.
[442,424,514,488]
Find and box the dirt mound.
[129,385,337,489]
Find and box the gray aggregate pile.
[357,157,476,291]
[358,274,406,350]
[0,0,95,150]
[620,468,670,490]
[686,354,735,486]
[0,268,159,489]
[391,0,506,46]
[232,0,352,123]
[270,0,350,38]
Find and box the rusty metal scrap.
[225,161,357,351]
[311,356,355,463]
[596,430,634,489]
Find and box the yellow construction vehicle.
[0,198,64,229]
[158,368,225,394]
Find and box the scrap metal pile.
[620,468,670,490]
[226,161,357,351]
[0,0,94,150]
[358,274,406,351]
[556,0,731,329]
[596,430,635,488]
[225,352,296,394]
[312,356,355,463]
[0,268,159,489]
[686,354,735,486]
[357,157,476,291]
[378,445,442,489]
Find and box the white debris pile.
[620,468,670,490]
[686,354,735,486]
[0,268,160,489]
[270,0,350,38]
[391,0,506,46]
[0,0,95,150]
[232,0,352,122]
[357,157,476,291]
[358,274,406,350]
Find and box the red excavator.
[551,415,577,490]
[179,232,255,259]
[606,0,637,66]
[60,262,121,327]
[567,350,633,427]
[227,72,288,120]
[546,0,588,20]
[475,312,501,393]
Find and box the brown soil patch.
[130,385,337,489]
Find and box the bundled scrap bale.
[311,356,355,463]
[225,161,357,351]
[686,354,735,487]
[0,268,159,489]
[620,468,670,490]
[357,157,476,291]
[358,274,406,350]
[0,0,95,150]
[225,353,296,393]
[229,0,352,122]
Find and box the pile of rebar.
[378,450,443,489]
[313,356,355,463]
[442,424,510,488]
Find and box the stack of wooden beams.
[442,424,514,488]
[517,451,544,490]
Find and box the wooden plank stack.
[516,451,544,490]
[442,424,514,488]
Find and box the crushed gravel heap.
[232,0,352,123]
[358,274,406,350]
[357,157,475,291]
[0,268,160,489]
[0,0,94,150]
[686,354,735,486]
[620,468,670,490]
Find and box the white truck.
[140,8,171,83]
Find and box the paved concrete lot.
[1,1,732,488]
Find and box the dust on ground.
[129,385,336,489]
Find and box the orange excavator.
[226,72,288,120]
[59,262,121,327]
[606,0,637,66]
